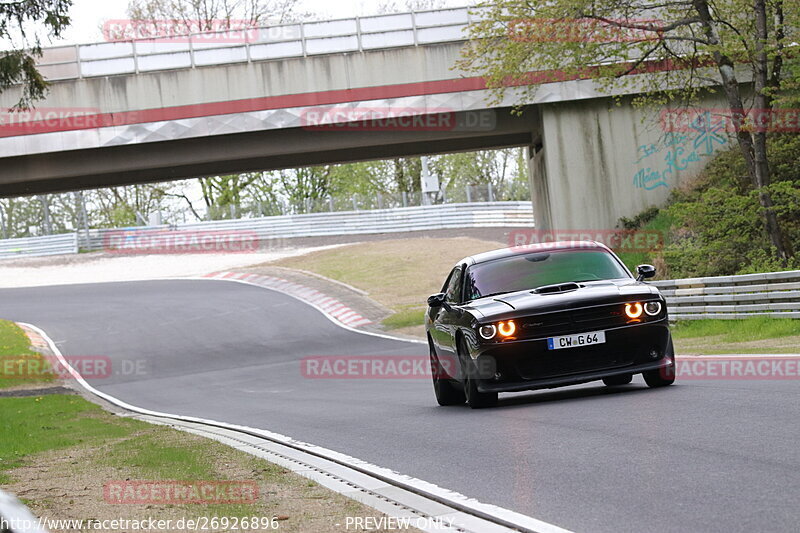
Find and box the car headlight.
[478,320,517,340]
[497,320,516,337]
[624,302,643,319]
[644,301,662,316]
[479,324,496,340]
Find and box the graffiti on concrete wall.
[633,111,728,190]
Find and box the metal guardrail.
[653,271,800,320]
[0,202,533,258]
[0,489,48,533]
[0,233,77,259]
[80,201,535,250]
[35,6,474,81]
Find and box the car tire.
[603,374,633,386]
[429,341,465,406]
[643,340,676,388]
[459,338,497,409]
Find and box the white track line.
[20,322,572,533]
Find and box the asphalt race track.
[1,280,798,532]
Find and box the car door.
[432,266,464,361]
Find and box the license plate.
[547,330,606,350]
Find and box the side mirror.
[636,264,656,281]
[427,293,446,307]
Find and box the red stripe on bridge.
[1,57,692,139]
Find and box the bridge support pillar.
[528,95,730,232]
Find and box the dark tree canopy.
[1,0,71,108]
[459,0,799,263]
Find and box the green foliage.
[664,187,767,277]
[615,210,674,274]
[0,0,72,108]
[459,0,799,109]
[434,148,529,200]
[619,134,800,278]
[619,206,660,230]
[461,0,799,263]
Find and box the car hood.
[463,279,661,320]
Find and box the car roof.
[454,241,613,268]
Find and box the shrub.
[618,134,800,278]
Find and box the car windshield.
[463,250,630,300]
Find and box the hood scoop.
[533,282,580,295]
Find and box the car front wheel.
[643,340,676,388]
[429,341,465,406]
[459,338,497,409]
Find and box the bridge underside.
[0,107,535,197]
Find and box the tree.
[91,183,183,227]
[1,0,71,108]
[125,0,304,31]
[374,0,448,15]
[458,0,798,263]
[123,0,305,217]
[199,173,261,218]
[435,148,528,200]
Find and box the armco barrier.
[0,233,77,259]
[653,270,800,320]
[80,201,535,251]
[0,202,534,258]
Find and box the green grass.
[0,395,140,483]
[0,395,257,515]
[672,317,800,342]
[615,211,674,275]
[0,394,404,530]
[273,237,502,330]
[382,307,426,330]
[0,320,55,389]
[99,432,267,516]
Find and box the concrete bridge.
[0,6,727,230]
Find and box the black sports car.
[425,241,675,408]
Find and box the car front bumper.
[472,320,673,393]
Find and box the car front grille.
[517,303,630,339]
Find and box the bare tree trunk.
[694,0,791,263]
[752,0,792,261]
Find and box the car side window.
[444,267,463,303]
